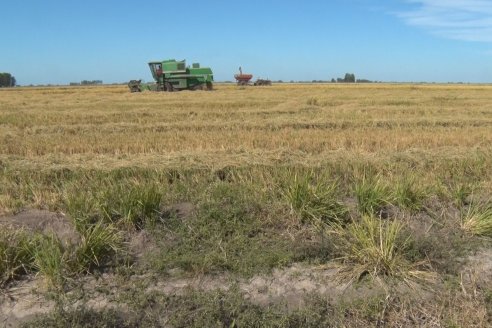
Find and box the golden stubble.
[1,83,491,169]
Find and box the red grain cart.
[234,67,253,86]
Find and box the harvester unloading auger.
[128,59,214,92]
[234,67,272,86]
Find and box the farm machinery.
[234,67,272,86]
[128,59,214,92]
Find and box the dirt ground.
[0,209,79,247]
[0,209,490,327]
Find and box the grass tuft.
[120,184,163,228]
[63,187,98,222]
[284,172,348,226]
[446,182,475,208]
[0,228,35,285]
[461,202,492,237]
[330,216,432,284]
[393,177,427,211]
[354,177,392,216]
[31,233,68,289]
[306,97,319,106]
[74,218,124,272]
[64,180,163,229]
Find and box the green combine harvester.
[128,59,214,92]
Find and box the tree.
[344,73,355,83]
[0,73,16,87]
[80,80,103,85]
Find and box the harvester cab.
[149,63,163,77]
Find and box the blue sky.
[1,0,492,84]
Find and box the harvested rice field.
[0,83,491,327]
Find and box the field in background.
[1,84,491,326]
[1,83,492,169]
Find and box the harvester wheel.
[165,82,173,92]
[206,82,213,91]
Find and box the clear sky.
[2,0,492,85]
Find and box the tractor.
[128,59,214,92]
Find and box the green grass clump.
[31,233,69,289]
[63,187,99,222]
[393,177,428,211]
[284,172,348,226]
[443,181,476,208]
[354,177,392,216]
[0,220,123,288]
[461,202,492,237]
[100,183,163,229]
[330,216,432,283]
[64,179,163,229]
[0,230,70,289]
[0,228,35,284]
[74,218,123,272]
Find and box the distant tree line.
[0,73,16,87]
[330,73,375,83]
[70,80,103,86]
[332,73,356,83]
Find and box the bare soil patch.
[160,202,195,221]
[0,209,79,247]
[461,248,492,287]
[0,277,54,328]
[0,263,423,326]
